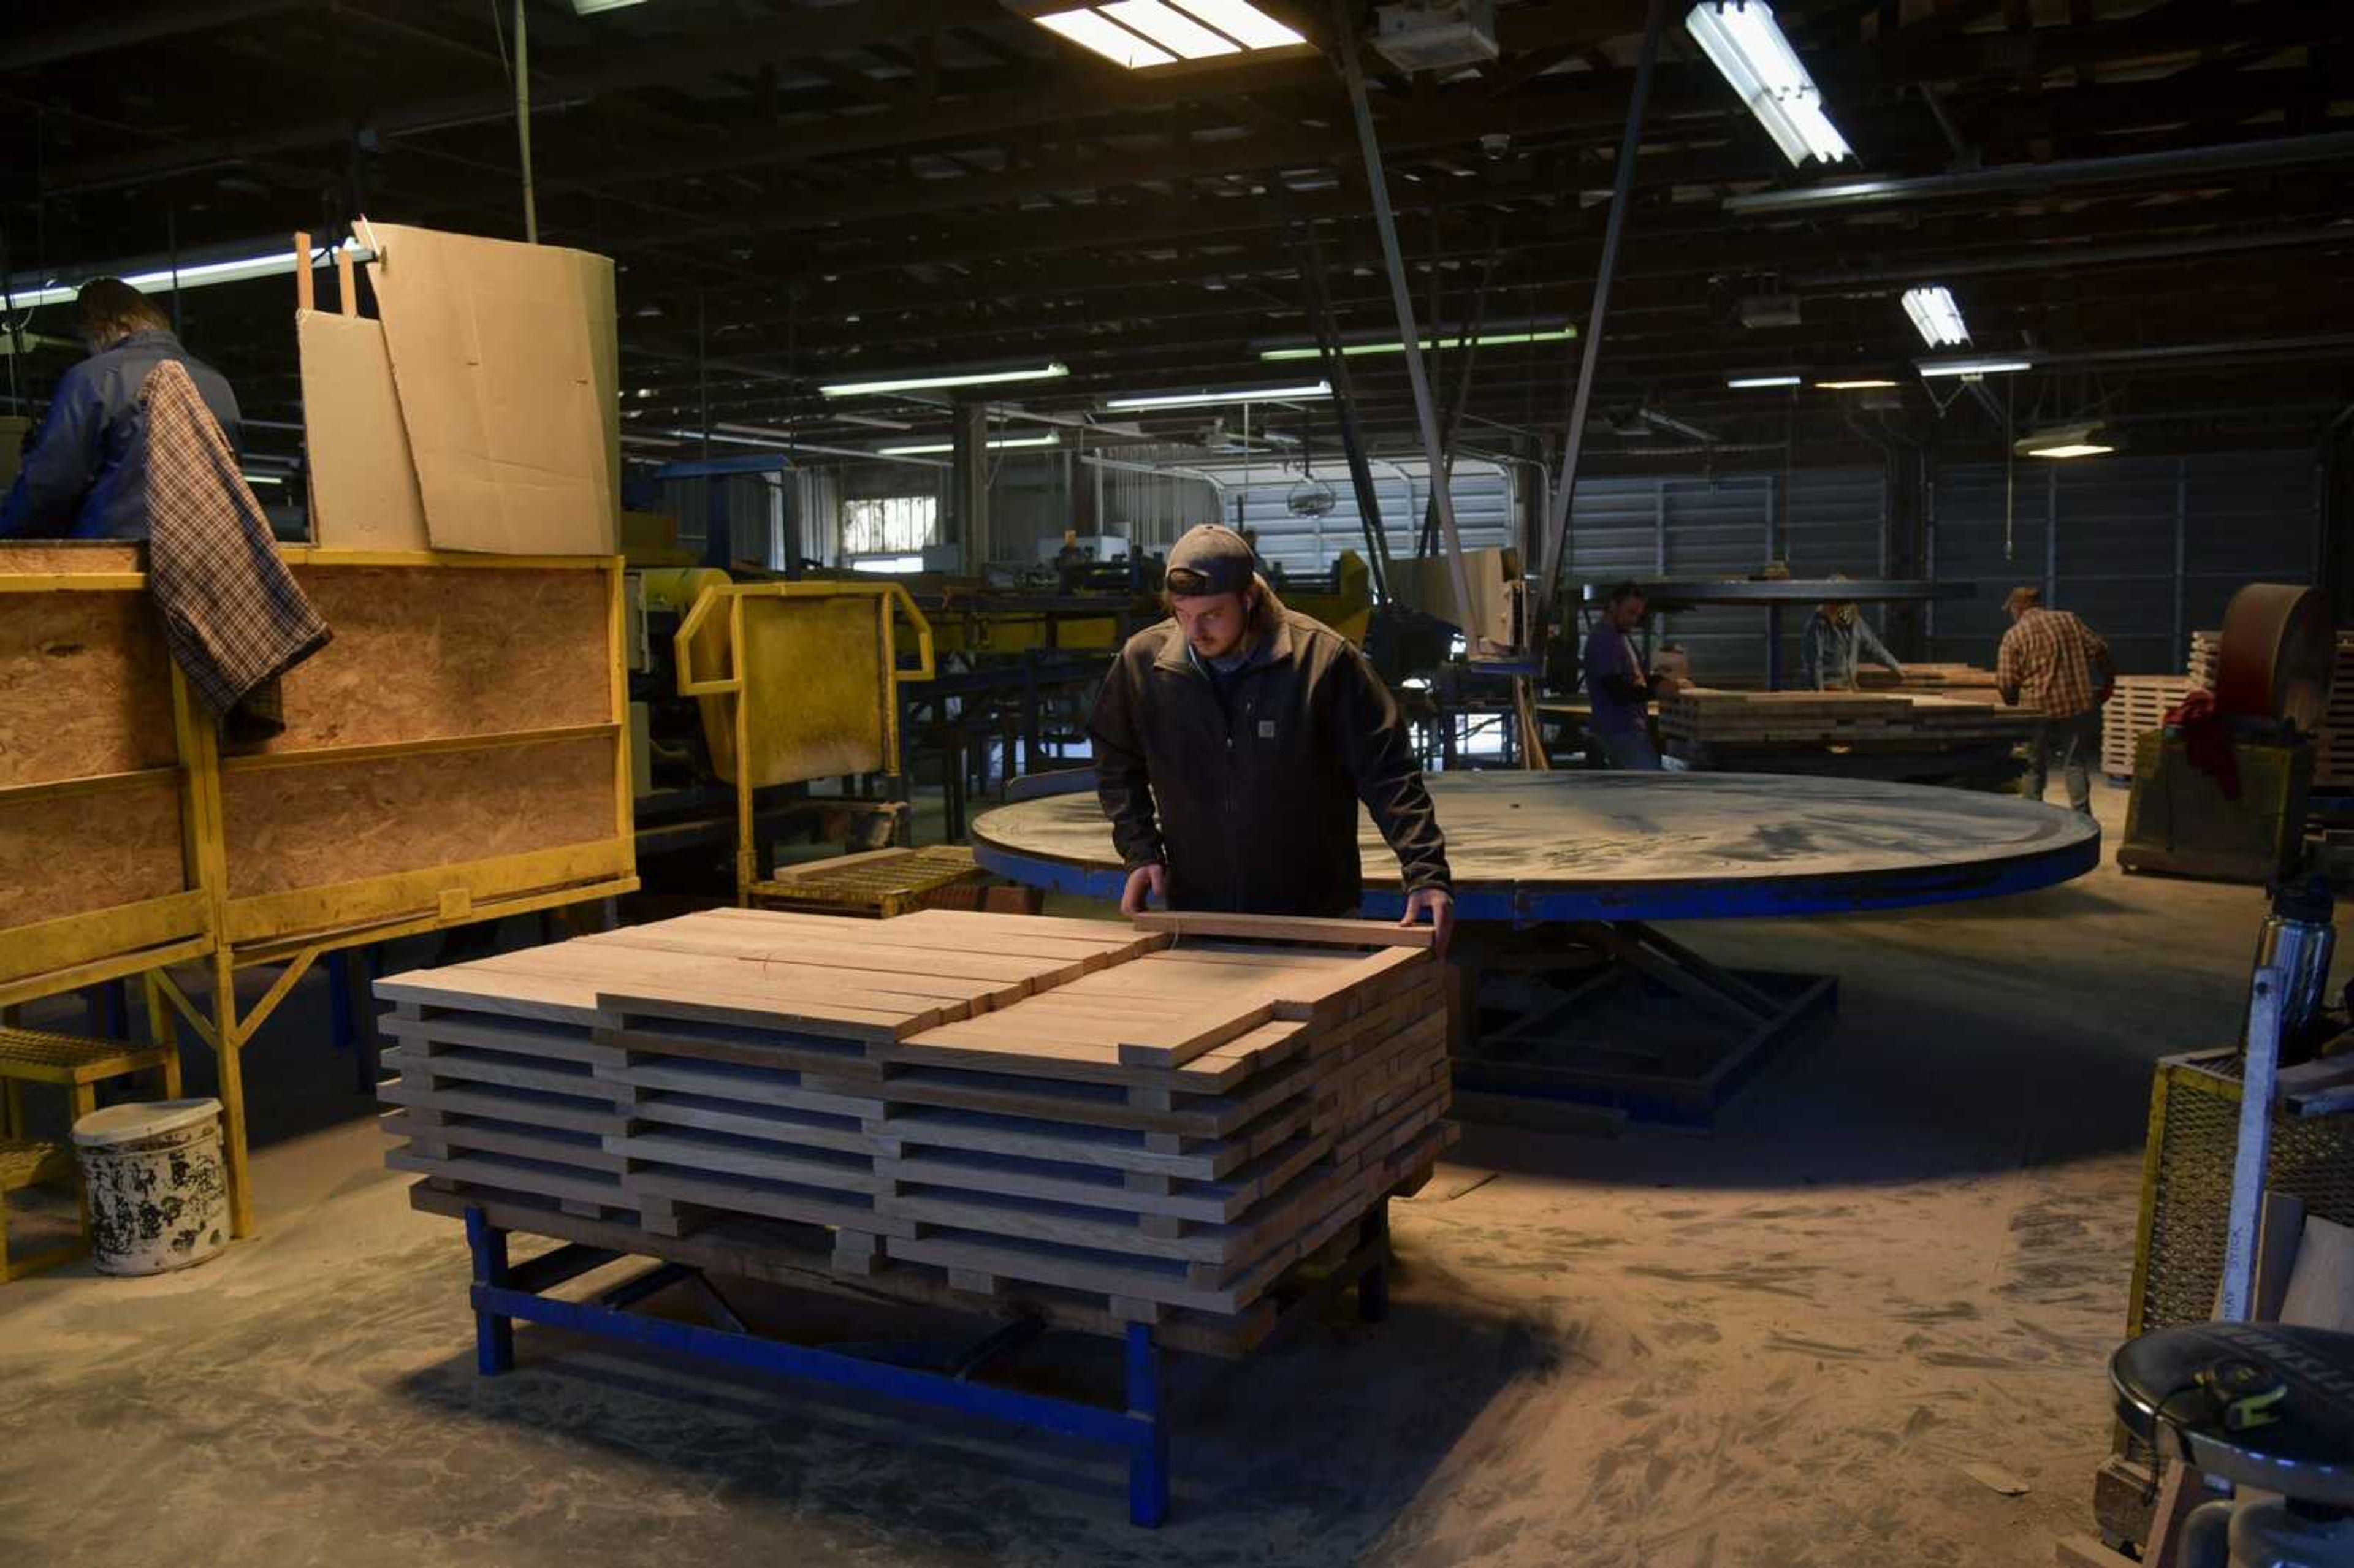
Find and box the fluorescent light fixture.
[1685,1,1851,166]
[571,0,647,13]
[875,433,1062,456]
[1815,378,1901,390]
[1168,0,1304,48]
[820,361,1068,398]
[1900,285,1971,348]
[1104,380,1332,409]
[240,473,285,487]
[1916,356,2032,378]
[1034,9,1175,67]
[1029,2,1303,70]
[4,237,370,310]
[1726,374,1802,389]
[2016,422,2114,459]
[1259,326,1575,362]
[1101,1,1240,59]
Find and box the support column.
[949,403,991,573]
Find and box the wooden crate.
[376,908,1452,1326]
[0,542,638,1240]
[2317,633,2354,788]
[2104,675,2195,778]
[0,544,210,999]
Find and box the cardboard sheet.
[363,223,619,555]
[296,309,429,549]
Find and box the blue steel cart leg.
[464,1206,516,1376]
[1124,1321,1169,1528]
[1358,1203,1391,1324]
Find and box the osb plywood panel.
[0,777,186,926]
[0,592,177,786]
[221,732,617,898]
[249,566,610,753]
[0,544,143,576]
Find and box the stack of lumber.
[2320,632,2354,787]
[2188,630,2220,691]
[1659,688,2041,748]
[375,908,1450,1342]
[2104,674,2196,777]
[1855,663,2005,702]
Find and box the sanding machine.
[2119,583,2338,884]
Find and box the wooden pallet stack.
[1659,688,2041,747]
[2187,630,2221,691]
[2320,633,2354,788]
[375,908,1450,1346]
[2103,674,2196,777]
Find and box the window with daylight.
[840,495,939,556]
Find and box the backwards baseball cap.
[1165,523,1257,597]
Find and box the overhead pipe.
[1331,0,1478,641]
[1790,225,2354,289]
[6,0,319,74]
[1724,131,2354,216]
[1536,0,1671,626]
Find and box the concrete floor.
[3,779,2347,1568]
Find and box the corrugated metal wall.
[1926,451,2319,674]
[1562,466,1887,685]
[1200,457,1515,579]
[654,473,783,567]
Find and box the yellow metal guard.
[675,580,936,902]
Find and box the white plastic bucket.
[71,1098,230,1276]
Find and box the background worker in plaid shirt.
[1997,585,2114,815]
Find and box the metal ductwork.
[1724,132,2354,216]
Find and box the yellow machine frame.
[0,548,640,1238]
[675,579,935,905]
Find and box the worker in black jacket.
[1088,523,1455,950]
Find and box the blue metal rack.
[458,1201,1393,1526]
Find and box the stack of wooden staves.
[2103,674,2196,778]
[2187,630,2221,691]
[375,908,1450,1351]
[1660,688,2041,748]
[2319,632,2354,788]
[1854,662,2005,702]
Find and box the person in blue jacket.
[1,278,242,539]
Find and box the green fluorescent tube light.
[1260,326,1575,362]
[821,361,1069,398]
[1104,381,1331,409]
[876,434,1062,456]
[6,237,372,310]
[1916,356,2032,378]
[1726,374,1802,389]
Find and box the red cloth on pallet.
[2164,687,2241,801]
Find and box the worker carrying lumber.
[0,278,243,539]
[1997,585,2114,815]
[1089,523,1455,950]
[1802,576,1902,691]
[1583,581,1666,771]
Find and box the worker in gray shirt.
[1802,579,1902,691]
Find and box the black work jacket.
[1087,607,1450,915]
